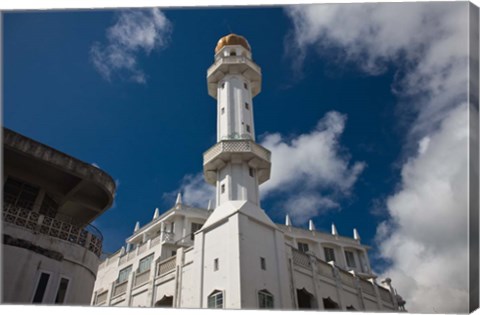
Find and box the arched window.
[297,288,315,309]
[323,297,340,309]
[208,290,223,308]
[258,290,274,309]
[155,295,173,307]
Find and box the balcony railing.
[292,249,311,268]
[203,140,271,166]
[2,203,103,257]
[157,256,176,276]
[291,247,397,307]
[207,55,261,77]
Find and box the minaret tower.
[191,34,291,309]
[203,33,271,209]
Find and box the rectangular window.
[244,82,248,89]
[32,272,50,303]
[245,102,249,110]
[54,277,69,304]
[260,257,266,270]
[324,247,336,263]
[221,184,225,194]
[138,254,154,273]
[221,107,225,114]
[214,258,219,271]
[345,251,356,268]
[4,177,39,211]
[298,242,309,253]
[221,82,225,89]
[246,125,251,133]
[249,167,255,177]
[191,223,203,240]
[172,250,177,256]
[117,265,132,283]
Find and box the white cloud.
[260,111,365,223]
[90,8,172,83]
[285,2,470,312]
[168,111,365,225]
[164,173,215,209]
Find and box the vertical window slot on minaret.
[221,184,225,194]
[246,125,251,133]
[244,82,248,89]
[214,258,219,271]
[221,82,225,89]
[245,102,249,110]
[260,257,266,270]
[221,107,225,115]
[249,168,255,177]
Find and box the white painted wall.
[3,225,98,305]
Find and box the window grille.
[138,254,154,273]
[208,290,223,308]
[324,247,336,263]
[117,265,132,283]
[298,242,309,253]
[345,250,356,268]
[258,290,274,309]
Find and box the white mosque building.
[91,34,406,311]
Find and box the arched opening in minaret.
[296,288,315,309]
[154,295,173,307]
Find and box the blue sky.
[4,3,473,312]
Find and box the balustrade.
[157,256,176,276]
[2,203,103,257]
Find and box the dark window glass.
[258,290,274,308]
[324,247,336,262]
[221,184,225,194]
[214,258,219,271]
[191,223,203,240]
[345,251,356,268]
[245,103,249,110]
[244,82,248,89]
[4,177,39,210]
[208,290,223,308]
[298,242,309,253]
[260,257,266,270]
[54,278,69,304]
[33,272,50,303]
[246,125,251,133]
[40,194,58,218]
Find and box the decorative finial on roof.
[309,219,316,231]
[153,208,160,220]
[175,192,183,209]
[134,221,140,232]
[353,228,361,241]
[331,223,338,236]
[285,214,292,226]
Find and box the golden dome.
[215,33,251,54]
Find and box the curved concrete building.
[2,127,116,305]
